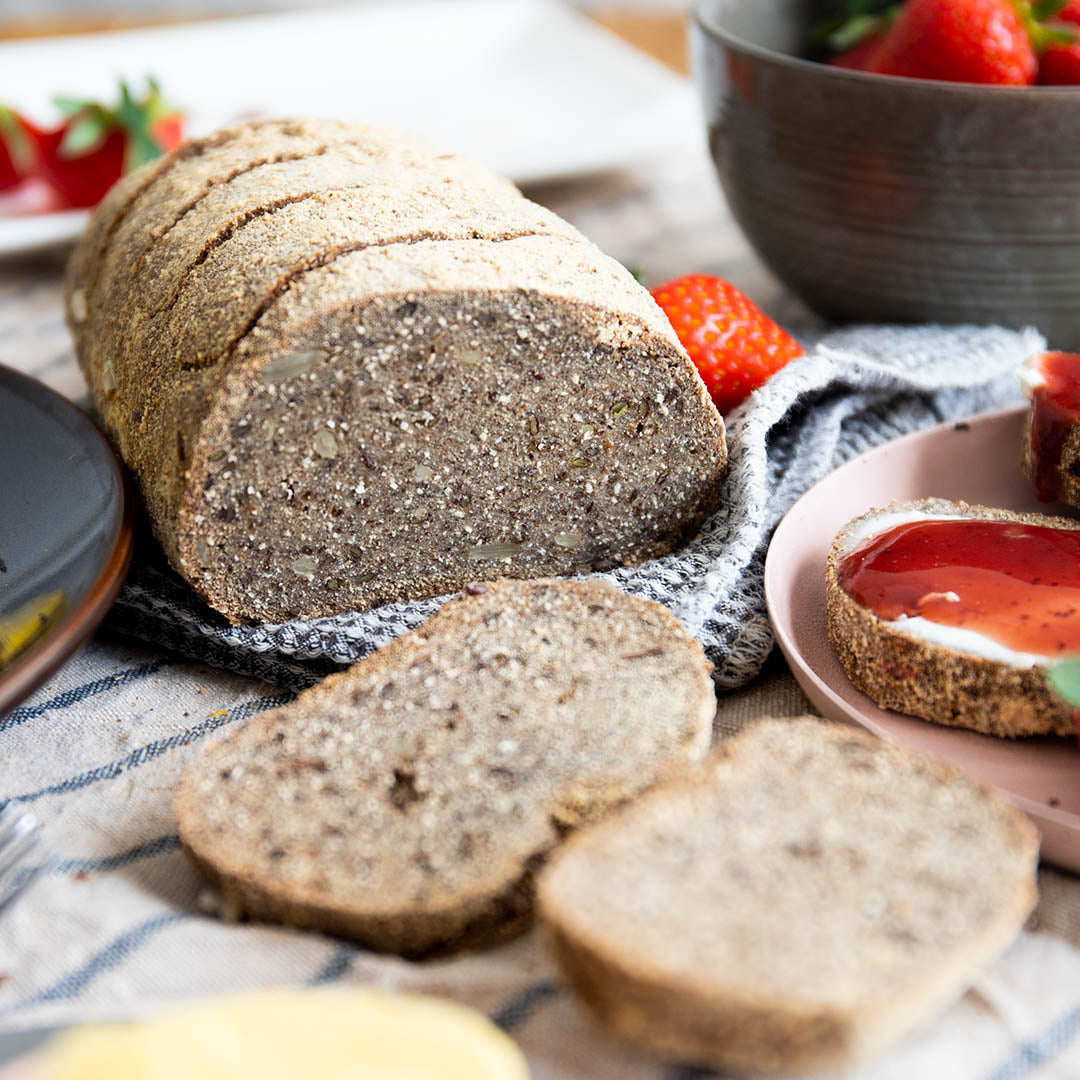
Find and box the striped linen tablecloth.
[1,145,1079,1079]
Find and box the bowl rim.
[692,0,1080,98]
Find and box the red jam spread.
[839,518,1080,657]
[1028,351,1080,503]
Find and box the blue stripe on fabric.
[4,834,183,895]
[0,661,175,733]
[52,834,182,875]
[1,912,187,1013]
[491,978,562,1032]
[982,1005,1080,1080]
[308,946,355,986]
[9,694,288,804]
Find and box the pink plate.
[765,405,1080,871]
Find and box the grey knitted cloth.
[103,324,1039,692]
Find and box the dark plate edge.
[0,364,134,718]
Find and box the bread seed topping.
[839,518,1080,659]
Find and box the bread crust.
[65,119,726,624]
[538,717,1040,1074]
[826,498,1077,738]
[175,578,716,957]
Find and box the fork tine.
[0,803,48,918]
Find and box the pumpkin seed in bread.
[65,118,726,624]
[175,578,715,957]
[538,717,1039,1075]
[827,498,1078,737]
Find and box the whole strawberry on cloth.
[650,274,805,414]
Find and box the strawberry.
[1038,0,1080,81]
[650,275,804,414]
[866,0,1039,84]
[30,79,184,208]
[1038,39,1080,81]
[828,31,887,69]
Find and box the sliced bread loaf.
[65,118,726,623]
[175,578,715,956]
[826,497,1077,737]
[538,717,1039,1075]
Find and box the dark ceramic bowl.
[691,0,1080,348]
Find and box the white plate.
[764,406,1080,872]
[0,0,700,258]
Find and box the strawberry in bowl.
[814,0,1080,85]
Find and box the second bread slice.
[538,718,1038,1075]
[176,578,715,956]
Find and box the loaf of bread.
[175,578,715,956]
[538,717,1039,1075]
[65,118,726,623]
[827,497,1078,737]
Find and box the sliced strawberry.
[29,120,127,209]
[650,275,804,414]
[150,112,185,154]
[30,79,185,209]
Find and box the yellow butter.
[41,988,529,1080]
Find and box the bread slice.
[1019,351,1080,507]
[538,717,1039,1075]
[826,498,1077,737]
[65,118,726,624]
[175,578,715,957]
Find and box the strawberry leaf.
[1047,657,1080,708]
[114,80,161,170]
[59,113,107,158]
[52,95,96,119]
[828,13,884,50]
[809,1,901,55]
[0,106,34,174]
[1033,0,1069,19]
